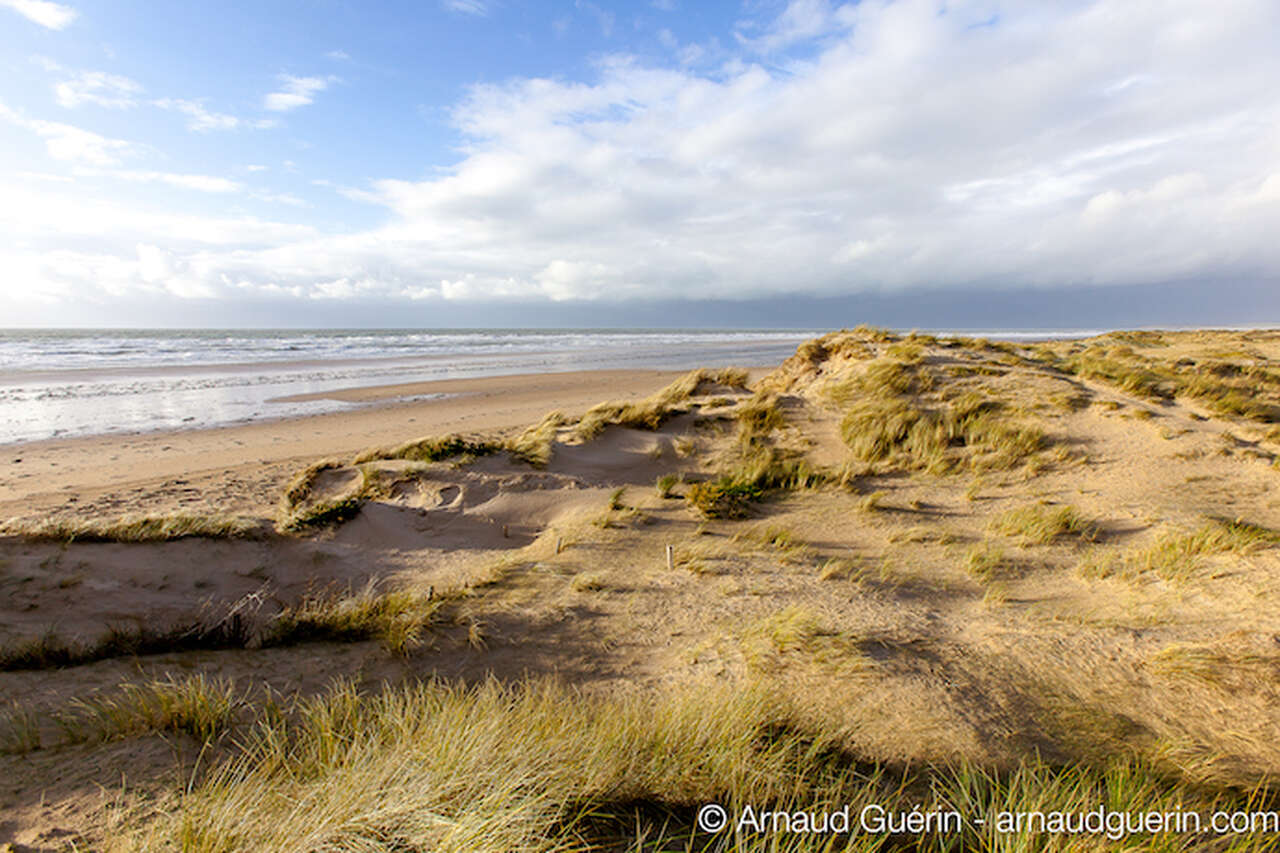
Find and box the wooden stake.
[665,544,674,570]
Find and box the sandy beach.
[4,328,1280,850]
[0,368,691,522]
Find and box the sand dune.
[4,330,1280,850]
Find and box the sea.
[0,327,1104,446]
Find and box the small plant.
[1075,547,1120,580]
[982,582,1010,608]
[818,558,854,581]
[965,477,984,502]
[655,473,680,498]
[356,434,503,465]
[279,494,363,532]
[507,411,564,467]
[735,393,785,441]
[607,487,626,511]
[570,572,606,592]
[685,478,762,519]
[66,675,239,745]
[0,702,42,753]
[964,543,1010,583]
[858,490,888,513]
[989,504,1096,544]
[1129,517,1280,583]
[282,458,343,508]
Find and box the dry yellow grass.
[2,512,261,543]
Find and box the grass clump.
[575,367,749,440]
[655,473,679,498]
[66,674,239,745]
[841,393,1044,474]
[1063,347,1173,401]
[965,543,1013,583]
[1129,518,1280,583]
[0,703,43,753]
[3,513,261,543]
[857,490,888,512]
[735,393,785,441]
[990,504,1097,544]
[1148,642,1280,691]
[0,615,255,672]
[570,572,605,592]
[281,458,343,509]
[506,410,565,467]
[278,494,363,532]
[355,433,503,465]
[265,582,442,655]
[685,478,763,519]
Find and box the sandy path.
[0,369,687,520]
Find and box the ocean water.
[0,327,1110,446]
[0,328,828,445]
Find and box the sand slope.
[4,330,1280,848]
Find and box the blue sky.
[1,0,1279,327]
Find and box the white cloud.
[0,0,76,29]
[0,102,134,164]
[4,0,1280,317]
[442,0,488,15]
[54,70,142,109]
[251,190,306,207]
[90,169,243,193]
[263,75,334,112]
[154,98,240,131]
[326,49,350,60]
[735,0,847,53]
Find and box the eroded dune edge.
[4,327,1280,851]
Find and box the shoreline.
[0,367,733,520]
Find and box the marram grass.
[67,675,1280,852]
[2,512,261,543]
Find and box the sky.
[1,0,1278,329]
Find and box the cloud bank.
[5,0,1280,323]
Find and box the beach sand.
[4,330,1280,849]
[0,368,690,522]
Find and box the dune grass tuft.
[354,433,504,465]
[1128,518,1280,583]
[965,543,1013,584]
[506,410,565,467]
[281,458,344,509]
[685,478,763,519]
[841,393,1044,475]
[0,615,256,671]
[575,368,749,440]
[65,674,240,745]
[990,504,1097,544]
[3,512,262,543]
[265,582,445,656]
[278,494,363,532]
